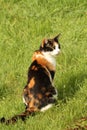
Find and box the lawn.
[0,0,87,129]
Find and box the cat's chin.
[51,51,61,56]
[56,51,61,56]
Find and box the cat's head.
[40,34,61,56]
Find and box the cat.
[0,34,61,124]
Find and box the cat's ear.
[40,39,48,50]
[41,39,48,47]
[54,34,61,42]
[43,39,48,45]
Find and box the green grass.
[0,0,87,129]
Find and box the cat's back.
[28,51,52,86]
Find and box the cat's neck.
[42,52,56,68]
[32,51,56,71]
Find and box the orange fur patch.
[27,98,39,112]
[45,92,51,96]
[31,65,38,71]
[37,93,43,99]
[32,52,55,71]
[28,77,35,88]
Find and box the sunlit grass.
[0,0,87,129]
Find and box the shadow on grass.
[58,72,87,102]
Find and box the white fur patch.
[23,96,27,106]
[51,44,60,56]
[40,104,53,112]
[42,52,56,67]
[42,44,60,67]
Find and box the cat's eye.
[47,40,52,45]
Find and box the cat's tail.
[0,110,34,125]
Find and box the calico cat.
[0,34,61,124]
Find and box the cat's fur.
[0,34,61,124]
